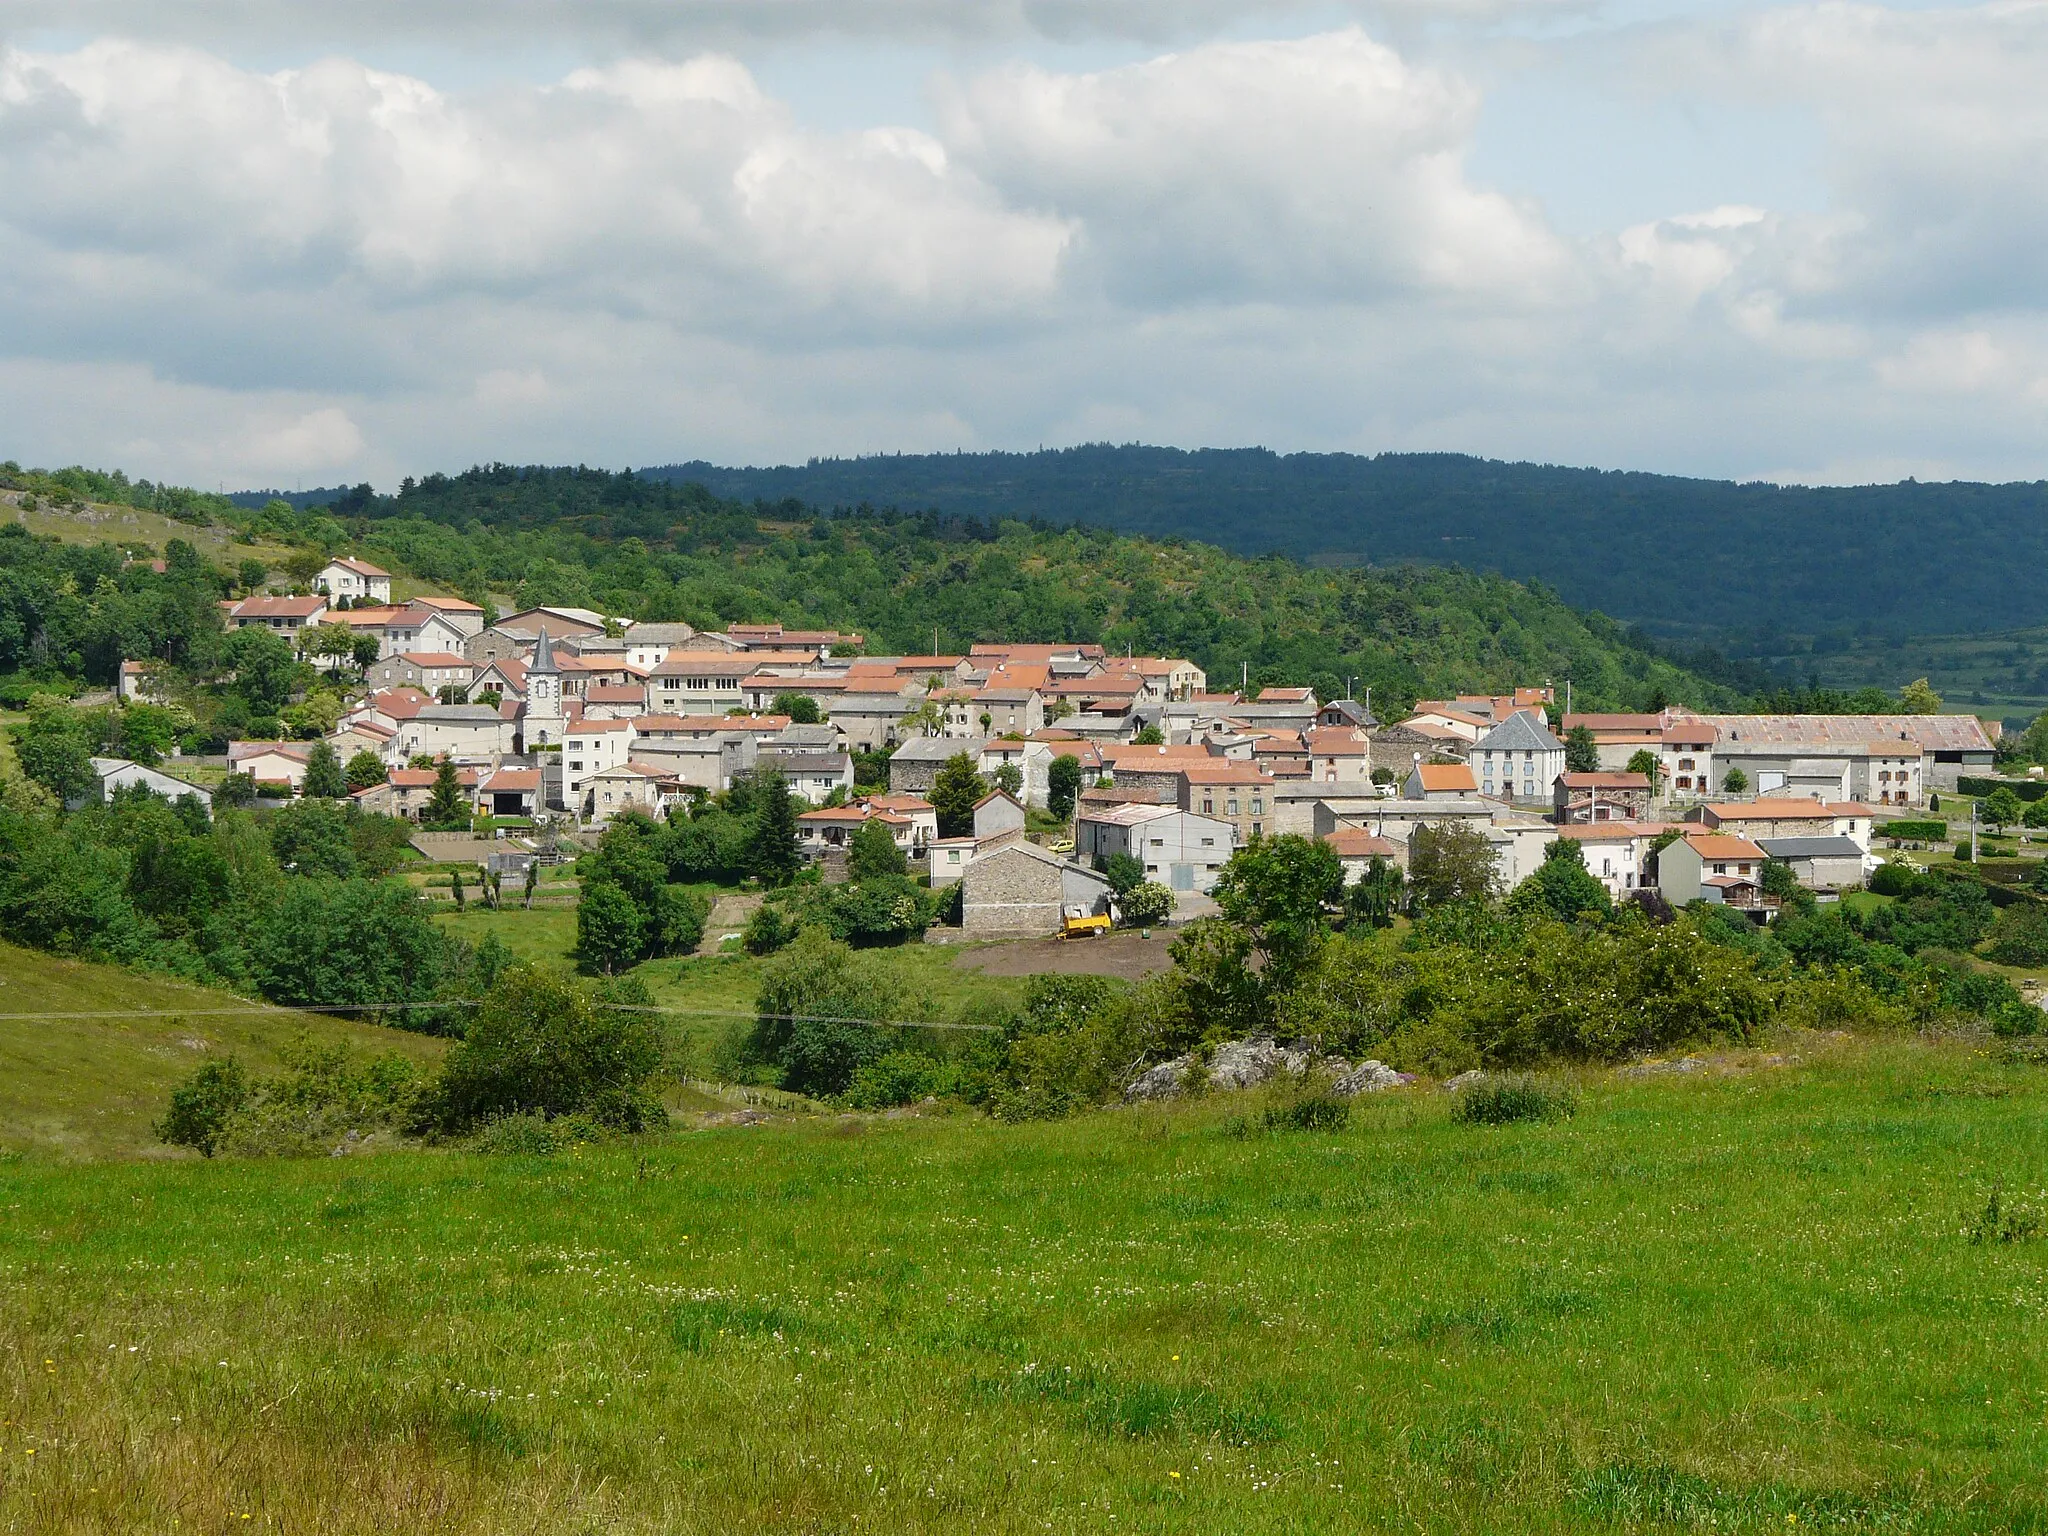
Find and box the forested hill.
[639,447,2048,641]
[305,466,1732,713]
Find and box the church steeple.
[525,626,562,747]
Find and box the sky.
[1,0,2045,491]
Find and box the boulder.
[1442,1069,1487,1092]
[1332,1059,1414,1096]
[1207,1037,1313,1090]
[1125,1056,1193,1101]
[1124,1037,1321,1101]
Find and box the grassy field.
[433,902,1038,1076]
[0,491,297,572]
[0,942,445,1160]
[2,1034,2046,1531]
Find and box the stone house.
[959,842,1113,936]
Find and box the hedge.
[1882,819,1947,841]
[1959,776,2048,802]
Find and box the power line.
[0,1003,999,1032]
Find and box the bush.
[1883,820,1948,842]
[743,900,800,955]
[735,930,922,1097]
[1456,1076,1578,1126]
[1987,903,2048,966]
[1960,777,2048,802]
[471,1111,608,1155]
[154,1056,251,1157]
[158,1039,425,1158]
[844,1049,955,1109]
[423,965,665,1133]
[1118,880,1175,926]
[1262,1090,1350,1132]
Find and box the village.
[70,553,2000,940]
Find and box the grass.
[0,941,445,1160]
[0,491,299,573]
[3,1035,2048,1531]
[436,896,1037,1075]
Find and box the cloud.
[0,41,1071,344]
[0,0,1590,49]
[941,29,1571,306]
[1,9,2048,492]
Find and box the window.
[1227,798,1240,816]
[1714,862,1727,874]
[1679,758,1696,771]
[1200,837,1215,847]
[1251,797,1264,815]
[1252,822,1263,837]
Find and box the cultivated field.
[4,1033,2046,1532]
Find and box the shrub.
[1987,902,2048,966]
[1456,1076,1578,1126]
[1882,820,1947,842]
[423,964,665,1133]
[743,900,800,955]
[736,930,919,1097]
[1868,860,1925,896]
[1262,1090,1350,1132]
[1119,880,1175,926]
[154,1056,251,1157]
[844,1049,955,1109]
[471,1111,608,1155]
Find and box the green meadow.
[5,1034,2048,1533]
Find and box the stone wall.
[960,847,1065,936]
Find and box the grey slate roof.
[1475,712,1565,753]
[1755,836,1867,860]
[529,626,558,675]
[891,736,990,762]
[770,752,850,774]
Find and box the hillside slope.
[644,447,2048,641]
[339,466,1736,711]
[0,943,445,1160]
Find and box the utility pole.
[1566,679,1573,717]
[1972,798,1980,862]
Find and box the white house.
[224,595,327,635]
[76,757,213,813]
[228,741,312,791]
[563,718,634,811]
[365,651,476,696]
[774,752,854,806]
[1553,823,1648,898]
[117,660,164,703]
[314,557,392,605]
[1472,711,1567,804]
[1076,802,1235,893]
[391,705,517,763]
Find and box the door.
[1170,863,1195,891]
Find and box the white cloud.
[0,0,1589,49]
[2,8,2048,490]
[0,41,1070,339]
[941,30,1571,306]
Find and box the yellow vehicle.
[1048,837,1076,855]
[1061,912,1111,940]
